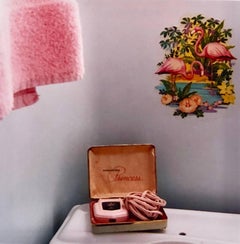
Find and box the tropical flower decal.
[155,14,237,118]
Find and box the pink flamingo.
[155,57,204,81]
[192,26,236,62]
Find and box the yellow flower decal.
[217,81,235,104]
[217,81,234,95]
[217,69,223,76]
[222,94,236,104]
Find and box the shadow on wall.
[51,149,89,241]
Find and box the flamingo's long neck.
[183,61,204,80]
[182,69,194,80]
[195,28,205,57]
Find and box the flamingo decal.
[192,26,236,80]
[155,57,204,81]
[192,26,236,62]
[155,14,236,118]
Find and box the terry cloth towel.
[0,0,84,119]
[0,3,13,119]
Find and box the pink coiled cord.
[124,190,167,221]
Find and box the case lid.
[88,144,157,199]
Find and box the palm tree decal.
[155,14,236,118]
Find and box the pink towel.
[0,5,13,119]
[0,0,84,119]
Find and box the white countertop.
[50,204,240,244]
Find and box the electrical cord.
[124,190,166,221]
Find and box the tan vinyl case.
[88,144,168,234]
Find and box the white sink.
[50,204,240,244]
[154,242,194,244]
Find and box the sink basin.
[50,204,240,244]
[153,242,195,244]
[152,241,196,244]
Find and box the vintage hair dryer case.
[88,144,168,234]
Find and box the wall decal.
[155,14,237,118]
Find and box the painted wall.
[0,0,239,243]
